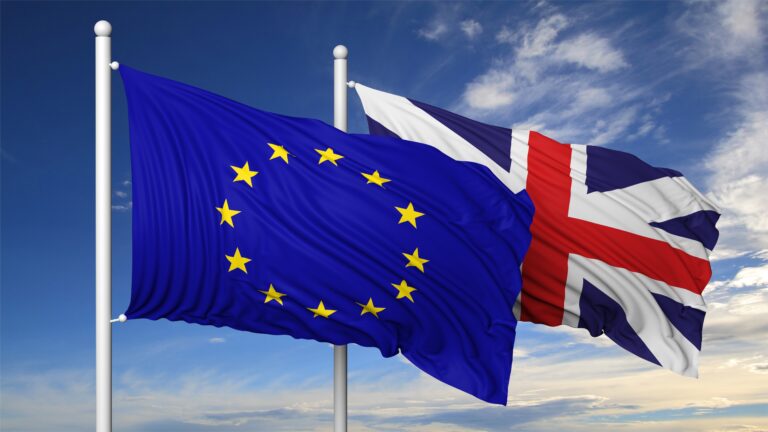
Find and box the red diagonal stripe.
[565,218,711,294]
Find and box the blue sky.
[1,1,767,431]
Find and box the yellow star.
[395,202,425,228]
[225,247,251,273]
[391,280,417,303]
[356,298,385,318]
[361,170,391,187]
[403,248,429,273]
[268,143,290,163]
[259,284,287,305]
[307,300,336,318]
[216,199,241,228]
[231,162,258,187]
[315,147,344,166]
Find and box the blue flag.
[120,66,534,404]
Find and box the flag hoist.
[93,20,351,432]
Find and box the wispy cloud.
[515,14,569,60]
[709,248,751,262]
[456,8,656,146]
[112,201,132,212]
[552,33,627,72]
[418,21,448,41]
[459,19,483,39]
[112,178,132,212]
[678,0,767,63]
[6,250,768,432]
[5,324,768,432]
[704,73,768,251]
[702,251,768,356]
[683,0,768,253]
[417,5,484,44]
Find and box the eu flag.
[120,66,534,404]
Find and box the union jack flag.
[355,83,720,376]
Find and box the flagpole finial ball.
[118,314,127,322]
[94,20,112,36]
[333,45,348,59]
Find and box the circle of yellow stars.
[218,141,431,320]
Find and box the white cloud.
[457,10,649,146]
[719,0,765,46]
[511,96,641,145]
[418,21,448,41]
[703,260,768,347]
[5,292,768,432]
[679,0,767,61]
[553,33,627,72]
[729,264,768,288]
[463,69,517,109]
[460,19,482,39]
[112,201,133,212]
[417,8,483,44]
[546,325,616,349]
[627,118,655,141]
[719,355,768,376]
[569,87,614,113]
[720,355,764,369]
[113,178,132,210]
[5,358,767,432]
[505,15,626,73]
[589,106,639,146]
[517,14,569,59]
[675,1,768,256]
[705,73,768,251]
[495,25,516,44]
[707,89,768,179]
[209,337,226,344]
[686,396,734,410]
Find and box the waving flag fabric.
[119,66,534,404]
[355,83,720,377]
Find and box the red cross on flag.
[355,83,720,377]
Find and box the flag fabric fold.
[355,82,720,377]
[120,66,534,404]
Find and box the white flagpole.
[332,44,348,432]
[94,19,113,432]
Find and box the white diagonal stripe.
[568,254,701,377]
[568,145,713,260]
[355,83,525,193]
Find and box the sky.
[1,1,767,431]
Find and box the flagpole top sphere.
[94,20,112,36]
[333,45,348,59]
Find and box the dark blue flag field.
[120,66,534,404]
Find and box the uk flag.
[355,83,720,377]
